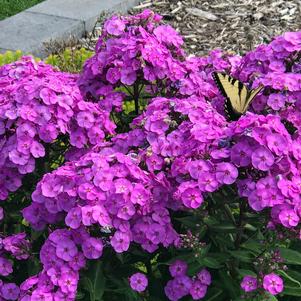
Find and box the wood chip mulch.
[81,0,301,56]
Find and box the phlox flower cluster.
[241,273,284,296]
[0,233,30,300]
[131,95,229,210]
[19,227,103,300]
[164,260,211,300]
[22,149,179,297]
[224,113,301,232]
[1,9,301,301]
[232,32,301,123]
[0,57,115,200]
[23,149,178,251]
[78,9,233,107]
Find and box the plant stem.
[134,83,139,115]
[235,201,247,249]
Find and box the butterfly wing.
[212,72,250,120]
[243,85,264,112]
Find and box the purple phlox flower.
[0,257,13,276]
[263,273,284,295]
[56,239,78,262]
[181,187,204,209]
[231,142,252,167]
[190,280,207,300]
[82,237,103,259]
[111,231,131,253]
[266,133,288,155]
[169,260,187,277]
[1,283,20,300]
[215,162,238,185]
[251,146,274,171]
[129,273,148,292]
[198,172,219,192]
[105,17,125,36]
[65,207,82,229]
[197,268,211,286]
[58,269,79,293]
[267,93,286,110]
[279,209,300,228]
[240,275,258,292]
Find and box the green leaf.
[228,250,252,262]
[204,288,223,301]
[284,286,301,296]
[209,223,236,232]
[241,239,261,254]
[278,270,301,287]
[83,261,105,301]
[218,270,240,299]
[198,256,222,269]
[279,248,301,265]
[237,269,257,278]
[264,293,278,300]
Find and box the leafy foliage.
[0,10,300,301]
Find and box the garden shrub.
[0,9,301,301]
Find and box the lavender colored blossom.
[240,275,258,292]
[263,273,284,295]
[169,260,188,277]
[129,273,148,292]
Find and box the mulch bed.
[81,0,301,57]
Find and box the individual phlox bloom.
[279,209,300,228]
[110,231,131,253]
[1,283,20,300]
[65,207,82,229]
[267,93,286,110]
[130,184,150,205]
[169,260,187,277]
[78,183,97,201]
[187,160,210,179]
[240,275,258,292]
[190,280,207,300]
[181,187,204,209]
[248,191,265,211]
[230,142,252,167]
[76,111,95,129]
[251,127,271,145]
[58,269,79,293]
[266,133,288,155]
[30,141,45,158]
[215,162,238,185]
[114,178,132,194]
[237,179,256,198]
[198,173,219,192]
[173,275,192,298]
[129,273,148,292]
[263,273,284,295]
[104,18,125,36]
[0,257,13,276]
[56,239,78,262]
[31,289,53,301]
[82,237,103,259]
[145,223,166,245]
[251,146,274,171]
[197,268,211,285]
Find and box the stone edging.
[0,0,140,57]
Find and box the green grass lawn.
[0,0,44,20]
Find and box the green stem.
[133,83,140,115]
[234,201,247,249]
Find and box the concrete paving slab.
[0,0,139,57]
[28,0,140,32]
[0,11,84,57]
